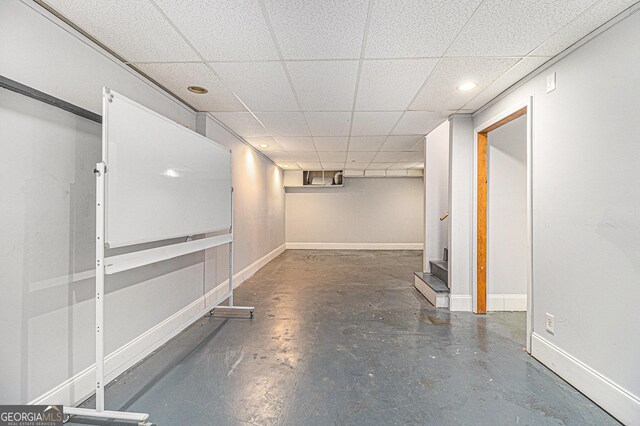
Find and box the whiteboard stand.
[209,188,255,318]
[64,161,151,425]
[63,89,254,425]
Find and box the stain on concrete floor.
[74,250,618,425]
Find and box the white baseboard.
[30,243,286,407]
[449,295,472,311]
[285,242,423,250]
[531,333,640,425]
[487,294,527,311]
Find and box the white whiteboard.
[103,89,231,248]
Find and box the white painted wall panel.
[285,178,423,245]
[424,122,449,270]
[0,1,193,126]
[473,10,640,421]
[487,115,527,298]
[448,115,474,306]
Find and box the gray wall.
[285,178,423,246]
[473,9,640,421]
[202,115,285,287]
[0,1,284,405]
[448,114,474,309]
[487,115,527,298]
[424,121,449,269]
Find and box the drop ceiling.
[43,0,638,171]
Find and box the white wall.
[448,114,474,310]
[0,1,193,126]
[0,1,284,406]
[424,122,450,271]
[487,115,527,310]
[201,115,285,283]
[472,9,640,423]
[285,177,423,249]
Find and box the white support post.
[63,89,149,425]
[229,187,234,307]
[95,161,106,413]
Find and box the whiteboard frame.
[103,89,233,248]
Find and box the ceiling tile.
[366,163,393,170]
[268,151,293,161]
[318,152,347,162]
[373,152,408,162]
[348,136,387,151]
[380,135,423,151]
[351,112,403,136]
[277,161,300,170]
[255,112,310,136]
[345,162,369,170]
[306,112,352,136]
[245,136,283,151]
[389,162,419,170]
[135,63,244,111]
[410,57,519,111]
[530,0,639,56]
[346,151,377,162]
[401,151,424,162]
[212,112,269,137]
[286,61,359,111]
[392,111,449,135]
[297,162,323,170]
[446,0,597,57]
[322,162,346,170]
[44,0,199,62]
[463,57,550,110]
[269,151,319,162]
[411,141,425,152]
[155,0,279,60]
[276,137,316,152]
[314,137,349,151]
[264,0,369,59]
[356,59,438,110]
[365,0,482,58]
[213,62,298,111]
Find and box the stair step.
[429,260,448,285]
[414,272,449,308]
[414,272,448,292]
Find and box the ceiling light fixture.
[457,81,477,91]
[187,85,208,94]
[258,144,269,148]
[282,165,289,168]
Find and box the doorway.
[473,100,533,351]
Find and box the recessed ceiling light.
[282,165,289,168]
[258,144,269,148]
[187,85,208,94]
[457,81,477,91]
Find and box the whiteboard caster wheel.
[209,309,215,316]
[250,310,254,318]
[63,414,71,424]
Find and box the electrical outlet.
[545,313,555,334]
[546,72,556,93]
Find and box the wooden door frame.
[472,98,533,352]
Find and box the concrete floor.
[74,250,617,425]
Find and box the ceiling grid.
[41,0,640,171]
